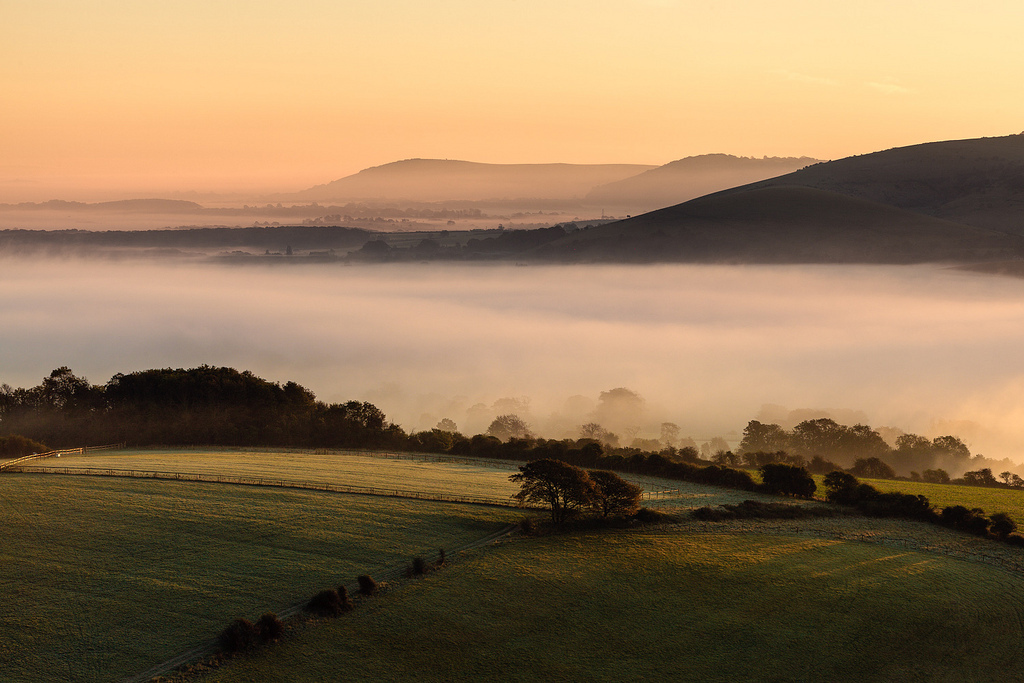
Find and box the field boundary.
[0,442,125,471]
[119,523,519,683]
[3,465,542,509]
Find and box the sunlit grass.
[0,474,516,683]
[205,525,1024,682]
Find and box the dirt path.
[119,523,518,683]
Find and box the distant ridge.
[585,154,819,211]
[296,159,656,202]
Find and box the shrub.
[823,471,861,505]
[859,492,933,521]
[632,507,677,524]
[305,589,343,617]
[255,613,284,643]
[759,463,816,498]
[336,585,354,611]
[412,557,428,575]
[940,506,991,536]
[437,547,447,567]
[990,512,1017,539]
[218,618,257,653]
[692,506,728,521]
[519,517,536,535]
[357,575,378,596]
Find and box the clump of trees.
[509,459,644,524]
[0,434,47,458]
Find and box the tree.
[589,470,643,518]
[990,512,1017,539]
[660,422,680,447]
[823,471,861,504]
[487,414,532,442]
[962,468,998,487]
[578,422,618,447]
[510,459,597,523]
[922,468,950,484]
[739,420,789,454]
[435,418,458,433]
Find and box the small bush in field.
[218,618,257,653]
[337,585,354,611]
[255,613,284,643]
[357,575,378,596]
[437,547,447,567]
[305,589,343,617]
[519,517,536,535]
[413,557,428,575]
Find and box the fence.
[0,443,125,471]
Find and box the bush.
[823,471,861,505]
[519,517,536,535]
[336,585,354,612]
[0,434,49,458]
[759,463,816,498]
[859,492,933,521]
[305,589,343,617]
[255,613,284,643]
[437,547,447,567]
[692,506,728,521]
[990,512,1017,539]
[940,506,991,536]
[357,575,378,596]
[412,557,428,575]
[218,618,257,653]
[632,507,677,524]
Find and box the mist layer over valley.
[4,258,1024,462]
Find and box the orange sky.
[3,0,1023,201]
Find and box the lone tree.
[759,463,816,498]
[487,414,532,442]
[510,459,596,523]
[589,470,643,517]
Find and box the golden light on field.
[3,0,1024,199]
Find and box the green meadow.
[204,523,1024,683]
[0,474,516,683]
[862,477,1024,519]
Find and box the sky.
[3,0,1024,200]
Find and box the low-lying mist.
[4,258,1024,460]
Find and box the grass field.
[0,474,517,683]
[861,477,1024,519]
[22,448,798,511]
[204,523,1024,682]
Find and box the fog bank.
[3,260,1024,459]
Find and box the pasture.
[19,447,796,511]
[862,477,1024,519]
[204,523,1024,682]
[0,473,516,683]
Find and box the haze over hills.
[294,159,656,202]
[585,154,819,212]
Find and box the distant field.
[804,473,1024,520]
[0,474,516,683]
[204,524,1024,682]
[22,448,796,511]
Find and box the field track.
[120,523,519,683]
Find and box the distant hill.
[535,185,1024,263]
[585,154,819,212]
[746,134,1024,233]
[2,198,207,213]
[296,159,656,202]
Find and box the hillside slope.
[298,159,655,202]
[585,154,819,211]
[537,185,1024,263]
[747,134,1024,233]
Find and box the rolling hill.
[584,154,819,212]
[297,159,656,202]
[535,135,1024,263]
